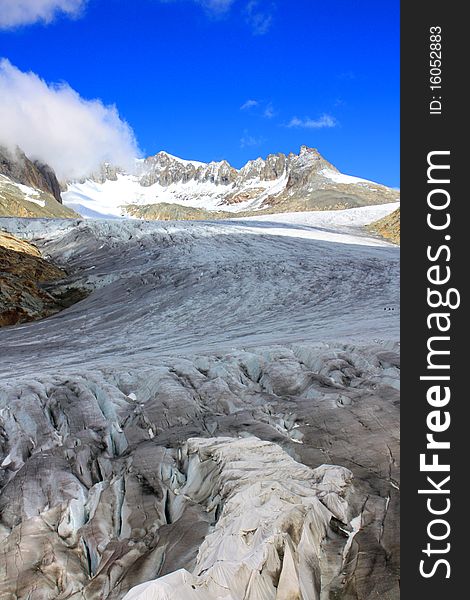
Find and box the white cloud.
[240,99,259,110]
[0,0,86,29]
[263,102,275,118]
[161,0,235,16]
[240,130,264,148]
[197,0,234,13]
[245,0,274,35]
[287,114,338,129]
[240,99,276,118]
[0,0,261,35]
[0,59,140,180]
[0,1,265,33]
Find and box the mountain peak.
[62,145,399,220]
[150,151,207,169]
[300,144,318,155]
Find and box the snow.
[158,151,207,168]
[63,175,226,217]
[232,202,400,246]
[0,174,46,207]
[62,172,293,218]
[320,167,386,187]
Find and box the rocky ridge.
[0,145,399,220]
[64,146,399,219]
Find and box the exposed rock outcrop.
[0,146,79,218]
[0,231,87,326]
[0,146,62,203]
[124,202,232,221]
[367,207,400,244]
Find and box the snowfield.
[0,205,400,600]
[319,167,380,187]
[62,172,283,218]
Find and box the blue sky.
[0,0,399,186]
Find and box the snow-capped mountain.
[63,146,399,219]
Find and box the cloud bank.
[0,59,139,180]
[0,0,86,29]
[287,114,338,129]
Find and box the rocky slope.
[125,202,233,221]
[0,147,79,218]
[368,207,400,244]
[0,208,399,599]
[0,231,87,326]
[63,146,399,219]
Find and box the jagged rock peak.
[62,146,399,219]
[130,146,338,188]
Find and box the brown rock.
[367,208,400,244]
[0,232,86,327]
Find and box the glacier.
[0,204,399,599]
